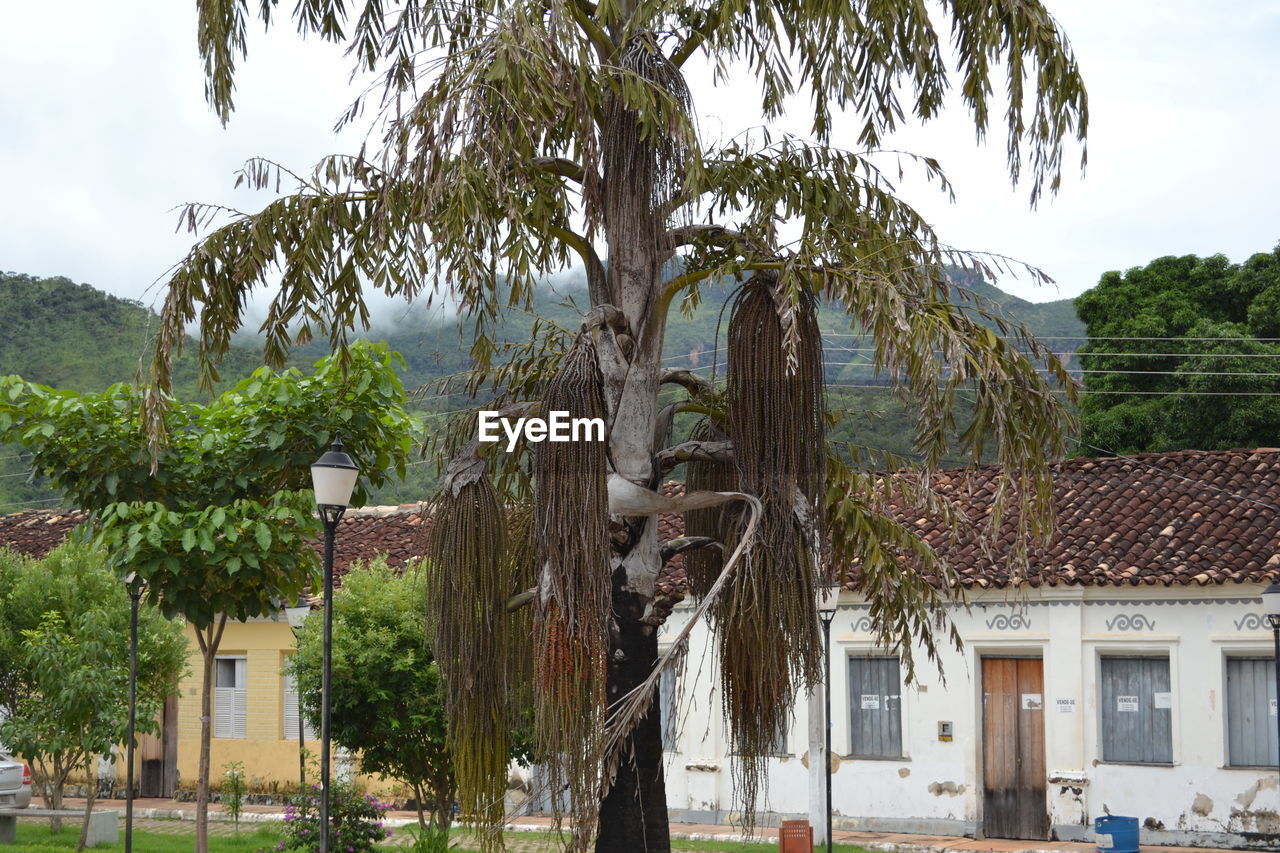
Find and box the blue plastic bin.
[1095,815,1140,853]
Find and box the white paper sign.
[1153,692,1172,709]
[1022,693,1043,710]
[1271,698,1277,717]
[1097,833,1113,850]
[1055,698,1076,714]
[861,694,880,710]
[1117,695,1140,713]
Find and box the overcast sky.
[2,1,1278,313]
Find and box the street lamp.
[1262,580,1280,776]
[817,576,840,853]
[123,572,144,853]
[284,601,312,794]
[310,436,359,853]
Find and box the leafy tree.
[157,2,1087,851]
[289,559,463,832]
[0,544,187,850]
[1075,246,1280,453]
[0,342,413,853]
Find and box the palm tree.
[150,2,1087,851]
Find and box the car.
[0,753,31,809]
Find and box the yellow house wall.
[173,619,396,797]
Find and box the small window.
[658,667,679,752]
[1226,657,1278,767]
[283,671,317,742]
[848,656,902,758]
[1099,656,1172,763]
[214,657,247,739]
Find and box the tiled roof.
[0,503,432,583]
[4,449,1279,592]
[324,503,431,576]
[656,448,1280,592]
[904,447,1280,589]
[0,508,87,559]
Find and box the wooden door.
[982,657,1048,840]
[137,695,178,797]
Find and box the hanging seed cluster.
[720,275,826,827]
[424,475,511,851]
[684,417,737,599]
[533,332,611,851]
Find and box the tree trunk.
[46,759,66,832]
[76,755,97,851]
[590,87,674,848]
[193,616,226,853]
[595,576,670,853]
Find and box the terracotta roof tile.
[5,449,1280,594]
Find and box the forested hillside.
[0,270,1084,511]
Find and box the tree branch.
[531,157,586,185]
[663,223,752,254]
[660,536,722,563]
[654,400,715,449]
[547,225,609,306]
[566,0,614,61]
[654,440,733,474]
[505,588,537,613]
[670,0,729,67]
[660,368,713,395]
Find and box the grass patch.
[11,821,283,851]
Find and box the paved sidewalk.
[50,799,1245,853]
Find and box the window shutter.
[214,657,248,739]
[284,673,317,741]
[214,687,234,739]
[848,656,903,757]
[659,667,679,751]
[1100,656,1172,763]
[1226,657,1278,767]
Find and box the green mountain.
[0,270,1085,512]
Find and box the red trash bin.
[780,819,813,853]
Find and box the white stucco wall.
[658,582,1280,848]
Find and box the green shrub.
[275,782,393,852]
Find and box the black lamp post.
[817,578,839,853]
[123,572,144,853]
[284,601,312,794]
[310,436,359,853]
[1262,580,1280,777]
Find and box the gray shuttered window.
[659,667,679,752]
[1100,656,1172,763]
[1226,657,1278,767]
[848,656,902,758]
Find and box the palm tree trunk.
[596,572,670,853]
[594,99,673,853]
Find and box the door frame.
[975,645,1049,840]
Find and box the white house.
[657,448,1280,849]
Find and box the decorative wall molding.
[1104,613,1157,631]
[1233,613,1266,631]
[985,613,1032,630]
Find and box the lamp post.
[310,436,359,853]
[123,572,144,853]
[1262,580,1280,781]
[817,578,839,853]
[284,601,312,794]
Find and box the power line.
[0,497,61,511]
